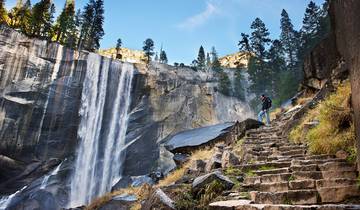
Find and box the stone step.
[290,164,318,172]
[250,189,318,205]
[318,185,360,203]
[316,178,359,188]
[214,203,360,210]
[289,179,316,190]
[236,161,291,171]
[280,149,306,156]
[244,173,291,185]
[318,161,357,171]
[291,159,346,166]
[278,145,307,152]
[305,154,336,160]
[254,168,289,176]
[292,171,323,180]
[293,170,357,181]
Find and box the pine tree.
[233,68,246,101]
[159,50,168,64]
[218,70,231,96]
[302,1,321,36]
[116,38,122,59]
[206,52,211,70]
[210,47,222,73]
[250,18,271,59]
[88,0,104,51]
[54,0,77,48]
[143,38,155,63]
[280,9,300,71]
[77,0,94,50]
[267,40,286,100]
[8,0,32,34]
[197,46,206,71]
[30,0,54,37]
[238,33,252,53]
[248,17,271,97]
[0,0,6,24]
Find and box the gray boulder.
[192,171,234,193]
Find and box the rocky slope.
[0,25,253,208]
[303,0,360,170]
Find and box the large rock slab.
[164,123,234,153]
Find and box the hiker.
[258,94,272,125]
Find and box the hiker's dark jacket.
[262,97,271,111]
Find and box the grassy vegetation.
[157,148,213,187]
[289,82,356,156]
[245,170,256,177]
[198,180,226,207]
[85,184,152,210]
[224,166,243,177]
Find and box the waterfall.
[40,162,63,190]
[0,186,27,210]
[69,54,134,207]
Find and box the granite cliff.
[0,26,253,209]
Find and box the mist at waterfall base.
[69,55,135,207]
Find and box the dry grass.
[270,108,283,120]
[157,148,213,187]
[296,97,313,106]
[290,82,355,155]
[85,184,152,210]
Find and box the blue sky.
[6,0,325,64]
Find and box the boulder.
[164,123,235,153]
[221,150,240,168]
[205,152,223,172]
[192,171,234,193]
[98,194,137,210]
[190,159,206,173]
[142,188,175,210]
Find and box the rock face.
[302,0,360,170]
[329,0,360,171]
[0,26,254,208]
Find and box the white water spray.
[69,55,134,207]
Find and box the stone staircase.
[210,117,360,209]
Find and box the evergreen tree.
[54,0,77,48]
[218,70,231,96]
[206,52,211,70]
[197,45,206,71]
[267,40,286,101]
[159,50,168,64]
[8,0,32,34]
[0,0,6,24]
[77,0,104,51]
[302,1,321,36]
[210,47,222,73]
[154,53,159,62]
[88,0,104,51]
[248,17,271,96]
[250,18,271,59]
[280,9,300,71]
[29,0,54,38]
[233,68,246,101]
[238,33,252,53]
[77,0,94,50]
[143,38,154,63]
[116,38,122,59]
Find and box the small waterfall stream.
[69,54,134,207]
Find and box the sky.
[6,0,325,64]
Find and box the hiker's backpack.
[267,97,272,108]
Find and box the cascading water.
[40,162,63,190]
[69,54,134,207]
[0,186,27,210]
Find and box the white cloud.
[177,2,219,30]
